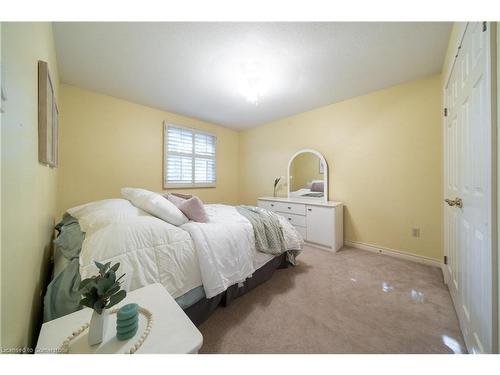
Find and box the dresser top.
[258,196,343,208]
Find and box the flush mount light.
[207,37,290,106]
[237,60,270,105]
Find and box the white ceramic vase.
[88,310,108,346]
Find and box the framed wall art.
[38,60,58,167]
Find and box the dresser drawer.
[257,200,278,212]
[274,202,306,216]
[280,212,306,227]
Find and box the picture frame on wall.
[319,160,324,174]
[38,60,58,167]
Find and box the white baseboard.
[343,240,442,268]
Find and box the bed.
[290,180,325,198]
[44,196,303,326]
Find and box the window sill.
[163,183,216,189]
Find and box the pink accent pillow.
[311,181,324,192]
[178,196,209,223]
[164,193,192,207]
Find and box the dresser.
[257,197,343,252]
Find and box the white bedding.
[72,199,302,301]
[181,205,256,298]
[72,199,202,299]
[182,204,303,298]
[290,188,313,197]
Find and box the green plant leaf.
[106,284,121,297]
[106,290,126,309]
[107,270,117,284]
[116,273,125,283]
[94,261,105,270]
[93,299,106,314]
[97,276,114,295]
[99,262,111,276]
[78,278,94,291]
[80,296,95,308]
[110,263,120,272]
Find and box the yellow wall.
[240,75,443,261]
[0,24,450,349]
[1,22,60,349]
[57,85,240,216]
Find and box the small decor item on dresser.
[273,177,282,197]
[116,303,139,341]
[79,261,127,346]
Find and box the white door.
[444,22,493,353]
[306,205,332,247]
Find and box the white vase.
[88,310,108,346]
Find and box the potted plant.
[79,261,127,346]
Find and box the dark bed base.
[184,253,289,326]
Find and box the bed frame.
[184,253,289,326]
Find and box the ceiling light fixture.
[238,60,269,105]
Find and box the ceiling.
[54,22,452,129]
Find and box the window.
[163,123,216,188]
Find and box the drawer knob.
[288,217,292,220]
[288,207,291,209]
[308,208,312,211]
[271,204,274,207]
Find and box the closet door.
[444,22,493,353]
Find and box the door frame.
[442,21,498,354]
[495,21,499,353]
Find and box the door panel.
[444,22,492,353]
[306,205,332,247]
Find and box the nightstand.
[36,283,203,354]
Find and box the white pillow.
[67,199,132,219]
[67,199,146,234]
[121,187,188,226]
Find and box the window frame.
[163,122,217,189]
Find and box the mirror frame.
[287,148,328,202]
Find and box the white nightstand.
[36,283,203,354]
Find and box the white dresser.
[258,197,343,252]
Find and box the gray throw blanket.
[236,205,286,255]
[44,259,82,321]
[43,214,84,322]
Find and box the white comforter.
[71,199,303,300]
[182,204,303,298]
[70,199,202,299]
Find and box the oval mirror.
[288,149,328,202]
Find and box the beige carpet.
[199,246,466,353]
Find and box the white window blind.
[164,123,216,187]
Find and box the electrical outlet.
[412,228,420,238]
